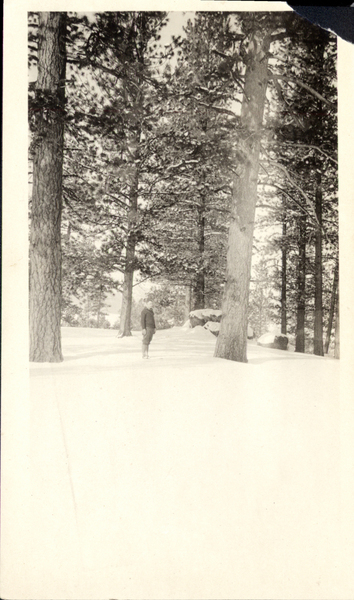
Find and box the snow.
[186,324,215,339]
[3,326,354,600]
[203,321,255,339]
[257,331,288,345]
[203,320,220,335]
[189,308,222,320]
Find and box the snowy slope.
[3,326,354,600]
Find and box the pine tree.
[29,12,66,362]
[139,13,234,311]
[215,14,286,362]
[61,232,119,327]
[76,12,169,337]
[270,23,338,354]
[212,12,337,361]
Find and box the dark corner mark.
[287,6,354,43]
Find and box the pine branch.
[190,97,240,118]
[212,48,232,60]
[269,31,289,43]
[132,272,163,287]
[263,157,318,219]
[65,155,107,176]
[269,74,308,131]
[258,179,332,245]
[256,203,280,212]
[275,141,338,165]
[102,189,130,211]
[270,72,336,110]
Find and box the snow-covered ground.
[2,326,354,599]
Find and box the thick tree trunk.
[215,32,270,362]
[324,260,339,354]
[119,267,134,336]
[314,174,324,355]
[118,34,144,338]
[295,215,306,353]
[29,12,66,362]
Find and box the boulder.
[189,313,205,328]
[257,332,289,350]
[204,321,220,336]
[189,309,254,340]
[189,308,222,328]
[203,322,254,339]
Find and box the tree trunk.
[119,169,139,337]
[184,283,192,322]
[324,260,339,354]
[96,285,103,328]
[259,288,265,337]
[281,215,287,335]
[295,214,306,353]
[119,269,134,336]
[215,32,271,362]
[29,12,66,362]
[334,289,340,359]
[313,173,324,355]
[193,195,206,310]
[118,32,144,337]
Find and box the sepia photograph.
[2,2,354,599]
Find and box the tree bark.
[193,194,206,310]
[29,12,66,362]
[96,284,103,328]
[119,267,134,336]
[119,169,139,337]
[281,218,287,335]
[334,289,340,359]
[184,283,192,322]
[313,173,324,355]
[215,32,271,362]
[295,214,306,353]
[117,17,145,337]
[324,260,339,354]
[119,239,136,337]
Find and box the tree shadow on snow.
[63,347,140,361]
[248,349,328,365]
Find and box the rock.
[204,321,220,336]
[257,332,289,350]
[189,314,205,328]
[204,322,254,339]
[189,309,222,327]
[189,309,254,340]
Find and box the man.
[141,300,156,359]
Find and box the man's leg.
[144,328,154,358]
